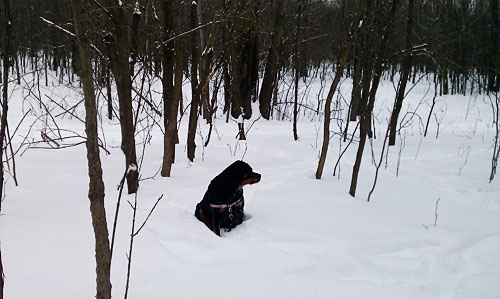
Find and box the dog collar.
[209,197,243,209]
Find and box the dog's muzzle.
[251,172,261,184]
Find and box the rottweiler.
[195,160,261,236]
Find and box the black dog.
[195,160,261,236]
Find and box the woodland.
[0,0,499,298]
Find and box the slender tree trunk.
[161,0,175,176]
[72,1,112,298]
[105,62,113,120]
[316,0,368,179]
[349,0,400,197]
[293,1,301,141]
[197,0,211,121]
[389,0,414,146]
[488,0,499,92]
[221,0,231,120]
[258,0,285,119]
[187,0,200,162]
[350,46,362,121]
[105,1,139,194]
[0,0,12,296]
[162,0,183,176]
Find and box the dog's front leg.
[211,207,221,237]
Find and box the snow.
[1,69,499,299]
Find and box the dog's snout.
[253,172,261,183]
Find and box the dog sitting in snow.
[195,160,261,236]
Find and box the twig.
[124,191,138,299]
[133,194,164,236]
[434,198,441,227]
[110,170,128,262]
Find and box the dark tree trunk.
[293,0,301,141]
[230,1,255,119]
[349,0,400,197]
[105,63,113,120]
[350,46,362,121]
[187,0,200,162]
[316,0,368,179]
[389,0,414,146]
[0,0,12,296]
[488,0,499,92]
[105,1,139,194]
[258,0,285,119]
[161,0,176,176]
[221,0,231,120]
[249,0,259,106]
[72,1,112,298]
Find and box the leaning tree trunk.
[0,0,12,297]
[105,0,139,194]
[187,0,200,162]
[389,0,414,146]
[349,0,400,197]
[161,0,175,177]
[315,0,368,179]
[72,1,112,298]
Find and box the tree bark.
[162,0,183,176]
[349,0,400,197]
[258,0,285,119]
[488,0,499,92]
[72,1,112,298]
[389,0,414,146]
[0,0,12,296]
[293,0,301,141]
[187,0,200,162]
[161,0,176,176]
[316,0,368,179]
[105,0,139,194]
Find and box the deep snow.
[1,70,499,299]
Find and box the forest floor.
[1,71,499,298]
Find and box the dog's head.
[211,160,261,195]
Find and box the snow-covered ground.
[1,70,499,299]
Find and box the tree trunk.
[197,0,211,122]
[316,0,368,179]
[350,46,362,121]
[0,0,12,296]
[389,0,414,146]
[488,0,499,92]
[187,0,200,162]
[162,0,183,176]
[161,0,176,176]
[105,1,139,194]
[258,0,285,119]
[72,1,112,298]
[230,1,255,119]
[349,0,400,197]
[293,1,302,141]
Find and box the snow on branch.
[40,17,103,57]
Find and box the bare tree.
[161,0,176,176]
[259,0,286,120]
[389,0,414,146]
[316,0,368,179]
[103,0,139,194]
[187,0,201,162]
[349,0,400,197]
[293,0,302,141]
[0,0,12,296]
[72,1,112,297]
